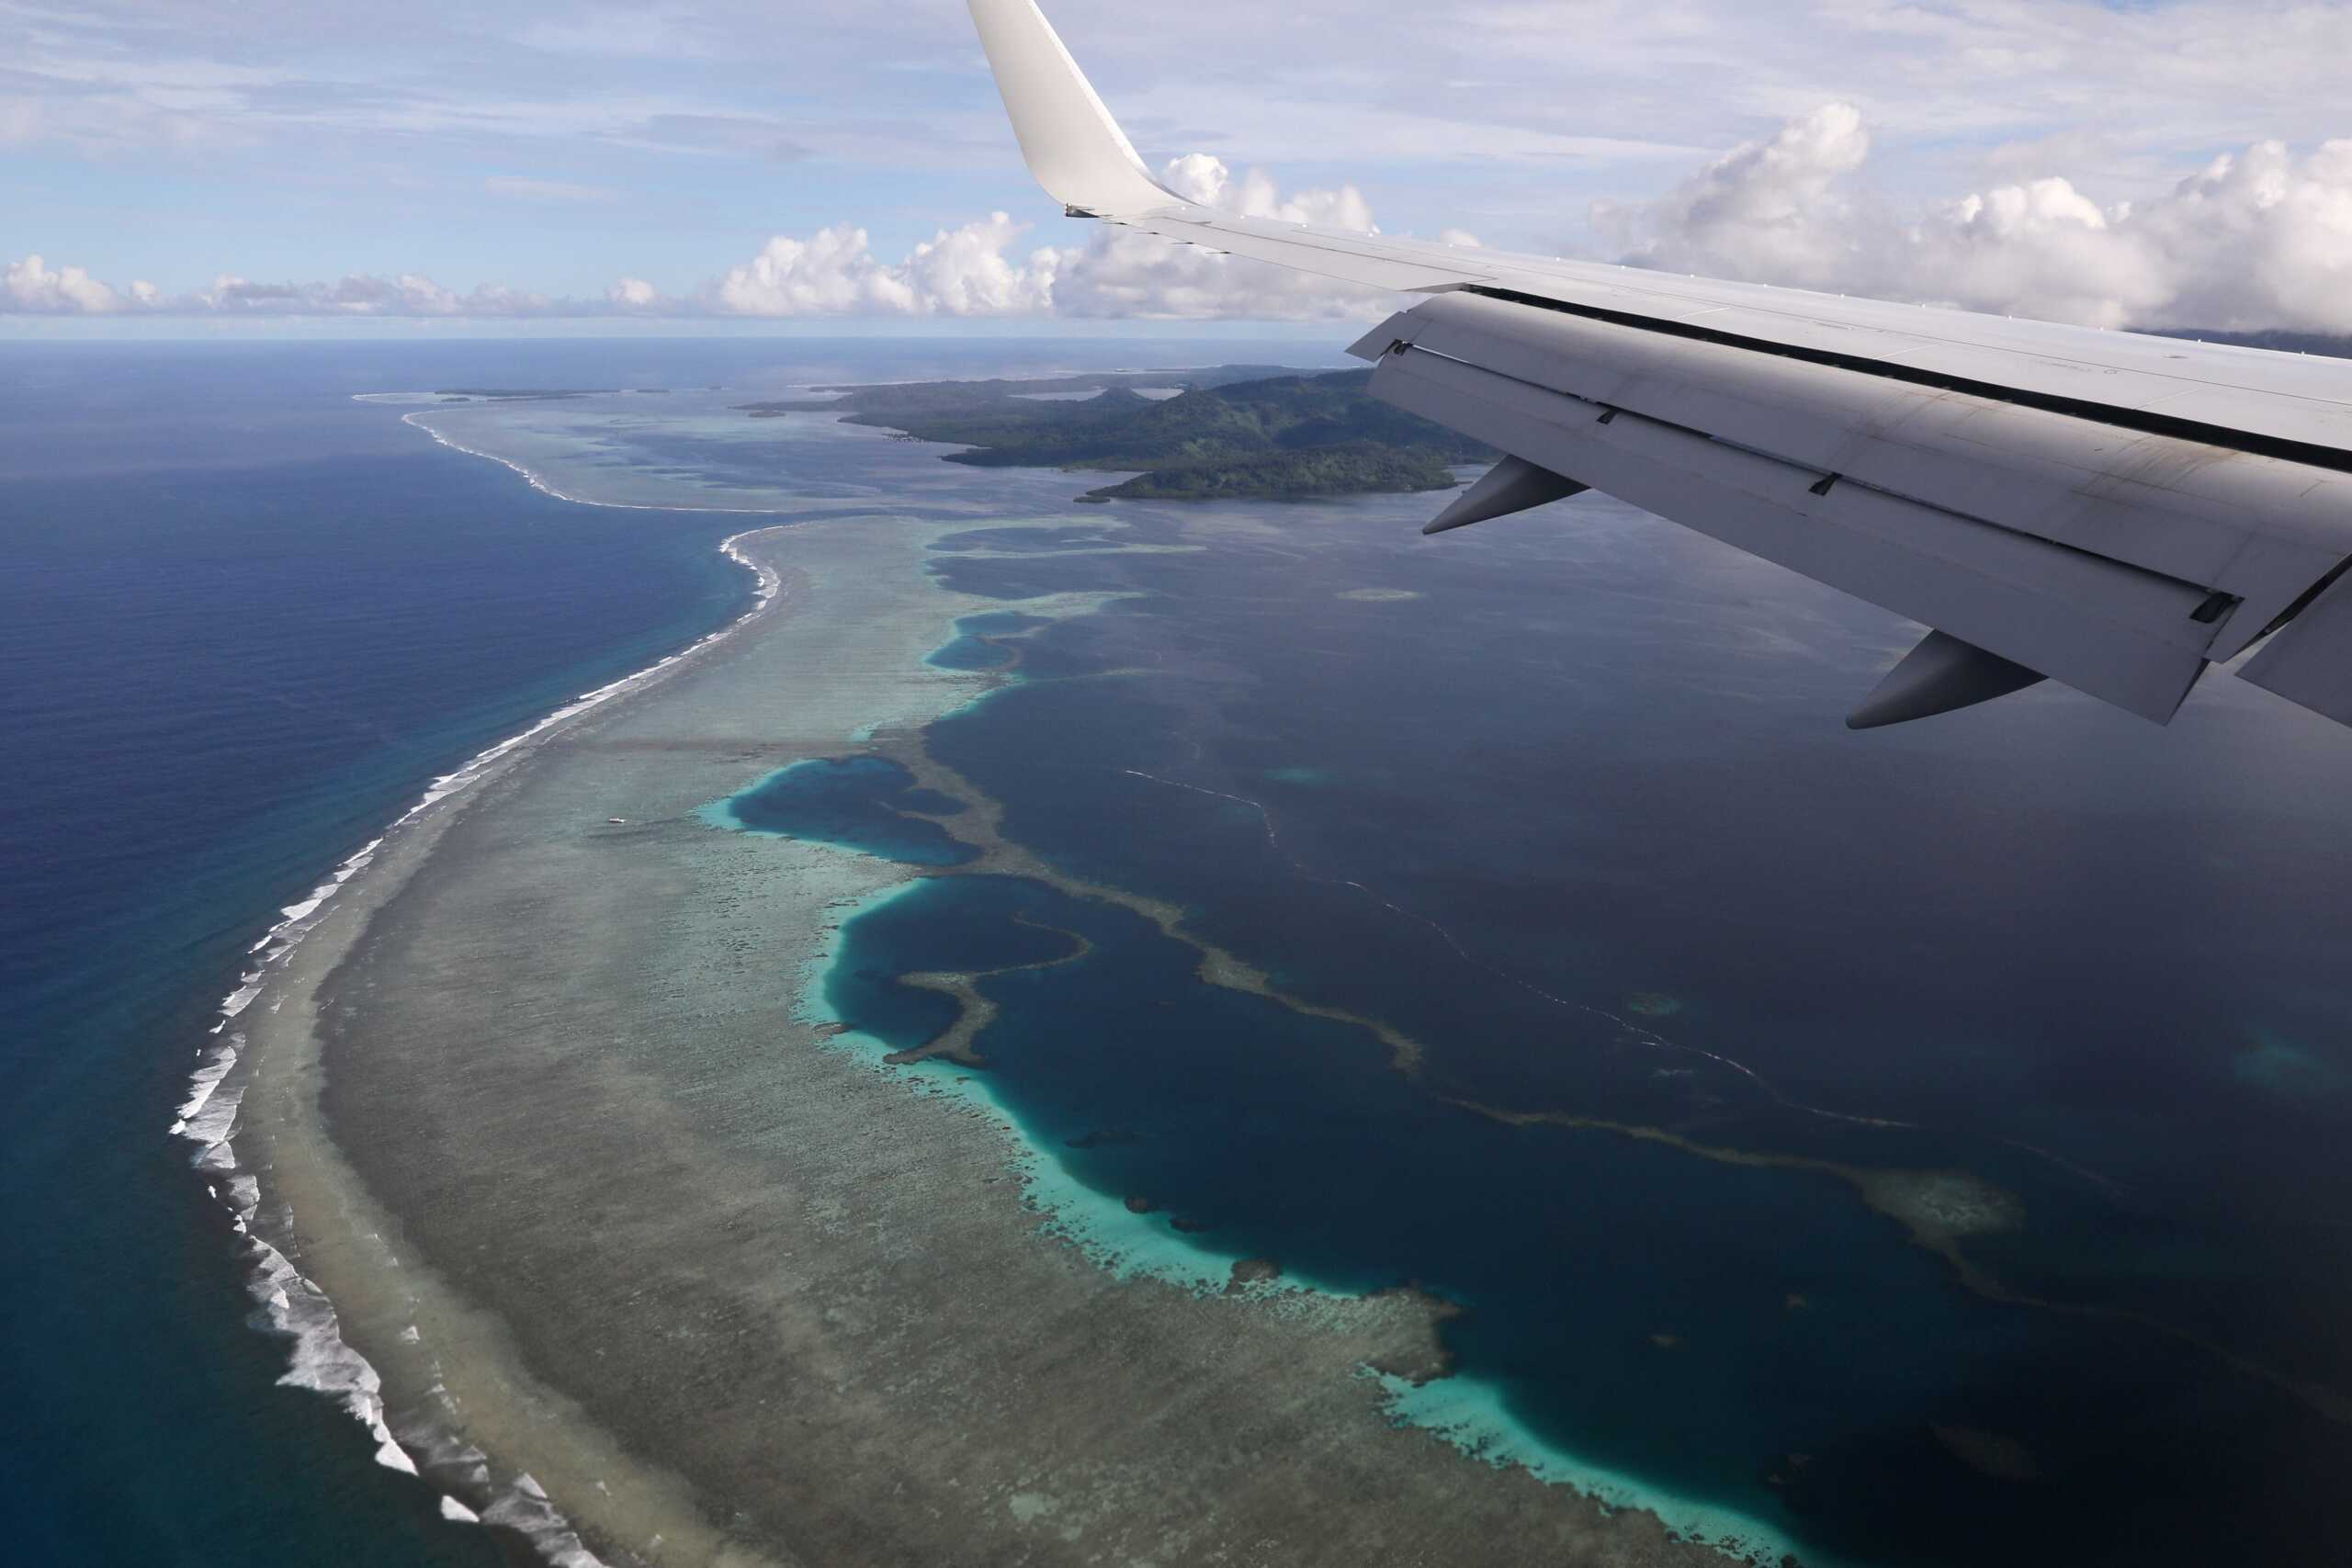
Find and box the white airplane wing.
[967,0,2352,730]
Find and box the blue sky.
[6,1,2349,333]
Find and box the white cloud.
[1602,110,2352,332]
[5,0,2349,292]
[1,252,604,318]
[1046,170,1387,321]
[1602,104,1877,290]
[5,254,123,312]
[707,224,925,315]
[894,211,1060,315]
[192,272,554,316]
[2114,140,2352,331]
[696,214,1068,319]
[698,158,1391,321]
[11,127,2352,332]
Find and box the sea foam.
[175,479,786,1562]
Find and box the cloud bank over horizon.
[6,154,1396,325]
[12,0,2352,337]
[12,119,2352,334]
[1601,107,2352,333]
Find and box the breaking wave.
[173,513,786,1563]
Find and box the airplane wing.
[967,0,2352,730]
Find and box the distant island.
[2145,329,2352,357]
[739,368,1495,502]
[433,388,612,400]
[431,387,675,400]
[738,330,2352,505]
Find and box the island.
[431,387,617,400]
[746,338,2352,505]
[739,367,1496,502]
[2146,328,2352,357]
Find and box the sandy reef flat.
[231,506,1742,1568]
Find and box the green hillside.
[740,367,1490,502]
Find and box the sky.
[5,0,2350,335]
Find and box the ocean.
[0,342,777,1562]
[0,336,1322,1564]
[7,338,2352,1567]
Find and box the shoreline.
[175,510,787,1564]
[396,404,790,516]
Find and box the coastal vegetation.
[740,368,1494,502]
[2146,329,2352,357]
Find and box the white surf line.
[396,410,797,516]
[179,414,796,1558]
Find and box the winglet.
[967,0,1182,217]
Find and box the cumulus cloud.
[1603,108,2352,332]
[1049,159,1388,321]
[706,214,1063,317]
[1,257,570,318]
[693,157,1389,321]
[14,130,2352,331]
[1603,104,1877,290]
[707,224,917,315]
[195,273,554,316]
[6,254,134,313]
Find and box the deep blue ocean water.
[0,342,779,1563]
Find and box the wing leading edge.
[965,0,2352,732]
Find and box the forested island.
[740,368,1494,502]
[2147,329,2352,357]
[433,388,613,400]
[430,388,673,400]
